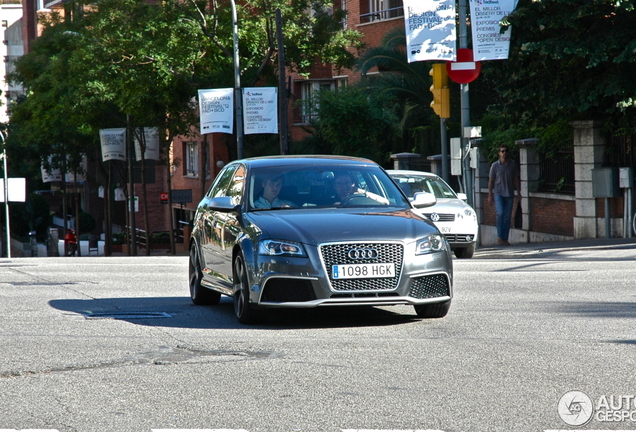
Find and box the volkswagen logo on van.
[348,248,379,260]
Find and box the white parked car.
[388,170,478,259]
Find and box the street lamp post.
[1,130,10,258]
[230,0,244,159]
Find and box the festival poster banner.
[470,0,518,61]
[403,0,456,63]
[198,88,234,134]
[134,127,160,161]
[99,128,127,162]
[243,87,278,135]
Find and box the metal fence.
[538,149,575,195]
[607,134,636,168]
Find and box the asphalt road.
[1,243,635,432]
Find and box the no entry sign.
[446,48,481,84]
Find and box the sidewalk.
[473,237,636,259]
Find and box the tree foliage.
[479,0,636,131]
[305,86,400,163]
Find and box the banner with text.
[470,0,518,61]
[41,156,63,183]
[403,0,456,63]
[198,88,234,135]
[134,127,160,161]
[243,87,278,135]
[99,128,127,162]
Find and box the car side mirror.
[457,193,468,201]
[412,192,437,208]
[207,196,240,212]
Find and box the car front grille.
[424,213,455,222]
[444,234,475,243]
[261,278,317,302]
[320,242,403,291]
[408,274,450,299]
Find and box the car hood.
[246,208,439,246]
[419,198,471,214]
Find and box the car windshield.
[247,165,410,210]
[391,174,458,199]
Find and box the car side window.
[227,165,246,206]
[207,164,238,198]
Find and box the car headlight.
[415,234,447,255]
[259,239,307,257]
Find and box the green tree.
[479,0,636,131]
[304,86,400,163]
[355,27,460,157]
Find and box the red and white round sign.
[446,48,481,84]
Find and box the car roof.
[232,155,378,169]
[387,169,439,178]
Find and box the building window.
[299,80,336,124]
[361,0,403,24]
[184,141,198,177]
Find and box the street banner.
[403,0,456,63]
[0,178,26,203]
[243,87,278,135]
[198,88,234,135]
[99,128,127,162]
[470,0,518,61]
[41,157,62,183]
[64,156,87,183]
[134,127,160,161]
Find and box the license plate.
[332,263,395,279]
[438,226,452,233]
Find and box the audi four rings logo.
[348,248,379,259]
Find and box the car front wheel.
[454,244,475,259]
[414,300,451,318]
[189,246,221,305]
[233,254,263,325]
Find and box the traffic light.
[429,63,450,118]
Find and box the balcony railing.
[360,6,404,24]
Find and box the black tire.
[454,244,475,259]
[233,254,263,325]
[414,300,451,318]
[189,246,221,305]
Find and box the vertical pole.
[230,0,244,159]
[276,9,288,155]
[1,131,10,258]
[440,118,449,182]
[458,0,473,207]
[127,116,137,255]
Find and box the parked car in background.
[388,170,478,259]
[189,155,454,324]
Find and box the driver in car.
[333,173,389,205]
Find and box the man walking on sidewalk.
[488,144,521,246]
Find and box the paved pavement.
[473,236,636,258]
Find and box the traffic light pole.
[440,118,449,182]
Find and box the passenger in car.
[254,174,296,208]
